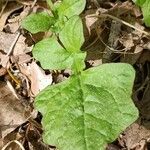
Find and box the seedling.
[22,0,138,149]
[22,0,86,33]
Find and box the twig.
[102,19,122,62]
[31,0,37,8]
[6,31,20,56]
[95,51,140,54]
[95,27,126,53]
[0,31,21,67]
[88,13,150,37]
[84,37,99,50]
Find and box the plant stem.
[46,0,58,18]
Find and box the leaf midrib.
[77,75,88,150]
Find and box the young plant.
[22,0,86,33]
[22,1,138,150]
[132,0,150,27]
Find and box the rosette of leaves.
[21,0,86,33]
[27,15,138,150]
[132,0,150,27]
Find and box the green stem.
[46,0,58,18]
[72,53,85,75]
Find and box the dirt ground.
[0,0,150,149]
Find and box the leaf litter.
[0,0,150,149]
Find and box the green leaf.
[141,0,150,27]
[33,37,72,70]
[22,12,55,34]
[133,0,146,6]
[33,16,86,72]
[32,37,86,70]
[59,16,84,52]
[35,63,138,150]
[56,0,86,19]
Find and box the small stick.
[88,13,150,37]
[6,31,20,56]
[31,0,37,8]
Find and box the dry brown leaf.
[143,42,150,50]
[0,67,7,76]
[133,22,145,38]
[84,9,98,35]
[4,6,31,33]
[0,55,9,68]
[13,34,33,56]
[0,52,10,68]
[121,121,150,149]
[5,22,20,33]
[0,31,32,68]
[30,62,52,96]
[0,31,18,53]
[0,81,30,140]
[131,139,147,150]
[11,54,32,65]
[19,62,52,96]
[0,32,28,68]
[119,33,134,50]
[0,2,22,31]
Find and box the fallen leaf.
[13,34,33,56]
[11,54,32,65]
[119,33,134,50]
[0,67,7,76]
[19,62,52,96]
[0,31,18,53]
[121,121,150,149]
[0,52,10,68]
[0,2,22,31]
[0,81,30,139]
[4,6,31,33]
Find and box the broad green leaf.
[32,37,72,70]
[22,12,55,34]
[35,63,138,150]
[32,37,86,70]
[59,16,84,52]
[142,0,150,27]
[56,0,86,19]
[33,16,86,72]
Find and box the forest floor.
[0,0,150,149]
